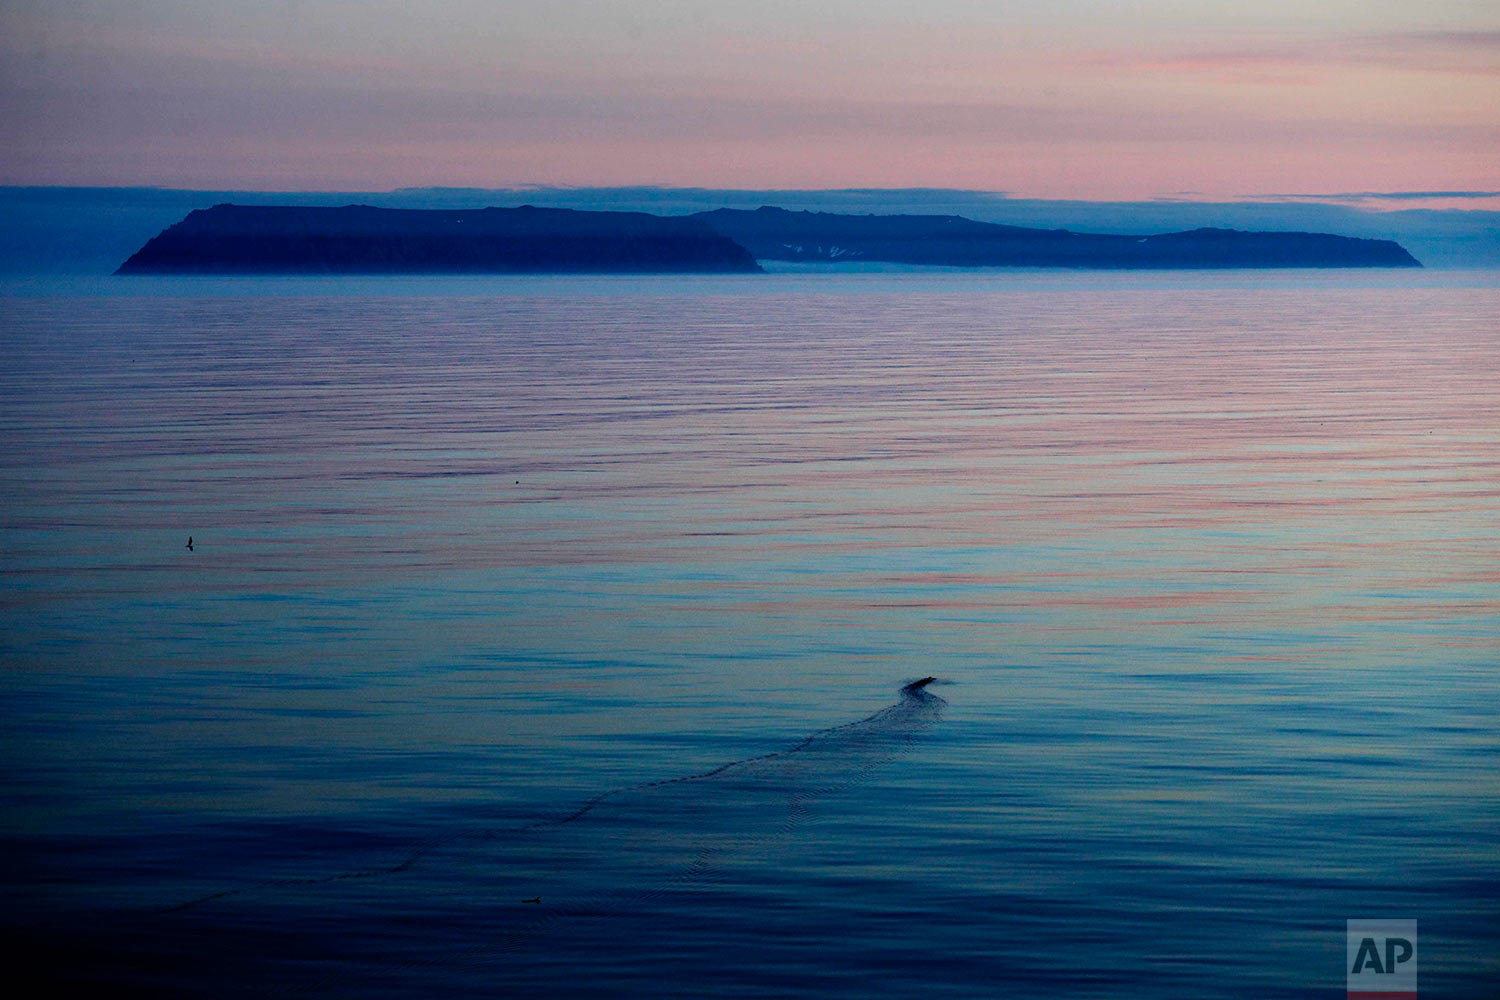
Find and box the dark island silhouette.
[116,203,1421,274]
[116,204,761,274]
[693,207,1422,269]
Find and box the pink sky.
[1,1,1496,201]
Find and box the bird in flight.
[186,536,194,551]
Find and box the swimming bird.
[186,536,194,551]
[522,896,541,904]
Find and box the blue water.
[2,274,1497,997]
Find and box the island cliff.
[116,204,762,274]
[693,207,1422,269]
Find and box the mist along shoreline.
[115,203,1423,275]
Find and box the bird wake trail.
[159,679,946,920]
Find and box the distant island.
[693,207,1422,269]
[117,203,1421,274]
[116,204,762,274]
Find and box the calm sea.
[2,273,1497,998]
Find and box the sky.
[1,1,1497,203]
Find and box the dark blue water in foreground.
[2,274,1497,997]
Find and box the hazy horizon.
[4,183,1500,276]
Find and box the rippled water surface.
[2,275,1497,997]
